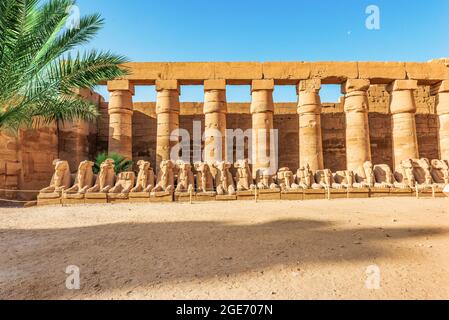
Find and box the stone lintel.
[341,79,370,94]
[156,79,180,93]
[204,79,226,91]
[431,80,449,95]
[107,80,135,95]
[251,79,275,92]
[297,79,321,93]
[387,80,418,92]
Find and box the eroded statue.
[212,161,235,195]
[277,167,296,191]
[413,158,434,188]
[152,160,175,193]
[332,170,354,189]
[130,160,155,193]
[40,159,72,194]
[431,159,449,186]
[64,160,95,196]
[86,159,116,193]
[354,161,375,188]
[373,164,395,188]
[175,160,194,193]
[255,169,278,190]
[394,159,416,189]
[108,172,136,198]
[194,162,215,193]
[234,159,254,191]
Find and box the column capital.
[387,80,418,92]
[341,79,370,95]
[107,80,135,95]
[431,80,449,95]
[204,79,226,91]
[251,79,274,92]
[156,80,180,93]
[297,79,321,94]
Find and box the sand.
[0,197,448,300]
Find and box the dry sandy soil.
[0,198,448,300]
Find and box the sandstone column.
[297,79,324,171]
[342,79,372,171]
[388,80,419,170]
[155,80,180,169]
[203,79,227,163]
[251,80,275,177]
[433,81,449,161]
[107,80,134,160]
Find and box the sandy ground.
[0,197,448,300]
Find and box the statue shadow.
[0,217,447,299]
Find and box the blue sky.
[75,0,449,102]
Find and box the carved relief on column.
[155,80,180,170]
[107,80,134,160]
[204,79,227,163]
[432,81,449,161]
[251,79,275,177]
[387,80,419,170]
[342,79,372,172]
[297,79,324,172]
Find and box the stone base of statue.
[150,191,173,202]
[329,188,347,199]
[85,192,108,204]
[256,188,281,200]
[108,193,130,203]
[347,187,370,198]
[129,192,151,202]
[369,187,391,198]
[303,189,326,200]
[195,191,217,201]
[390,188,413,197]
[216,194,237,201]
[236,190,254,200]
[443,185,449,197]
[61,193,85,205]
[175,192,195,202]
[37,192,61,206]
[280,189,304,200]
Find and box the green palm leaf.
[0,0,129,133]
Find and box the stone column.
[107,80,134,160]
[433,81,449,161]
[251,80,275,177]
[204,79,227,163]
[155,80,180,169]
[388,80,419,170]
[297,79,324,171]
[342,79,372,171]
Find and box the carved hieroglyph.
[64,160,95,197]
[175,161,195,193]
[297,79,324,172]
[87,159,116,193]
[343,79,372,172]
[39,160,72,198]
[152,160,175,193]
[130,160,155,193]
[212,161,235,195]
[234,159,254,191]
[194,162,215,193]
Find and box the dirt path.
[0,198,448,300]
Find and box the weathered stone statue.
[394,159,416,189]
[431,159,449,187]
[234,159,254,191]
[212,161,235,195]
[277,167,296,191]
[87,159,116,193]
[194,162,215,193]
[332,170,354,189]
[40,159,72,194]
[64,160,95,197]
[354,161,375,188]
[373,164,395,188]
[314,169,332,189]
[175,161,195,193]
[255,169,278,190]
[295,164,319,189]
[108,172,136,199]
[152,160,175,193]
[413,158,434,188]
[130,160,155,193]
